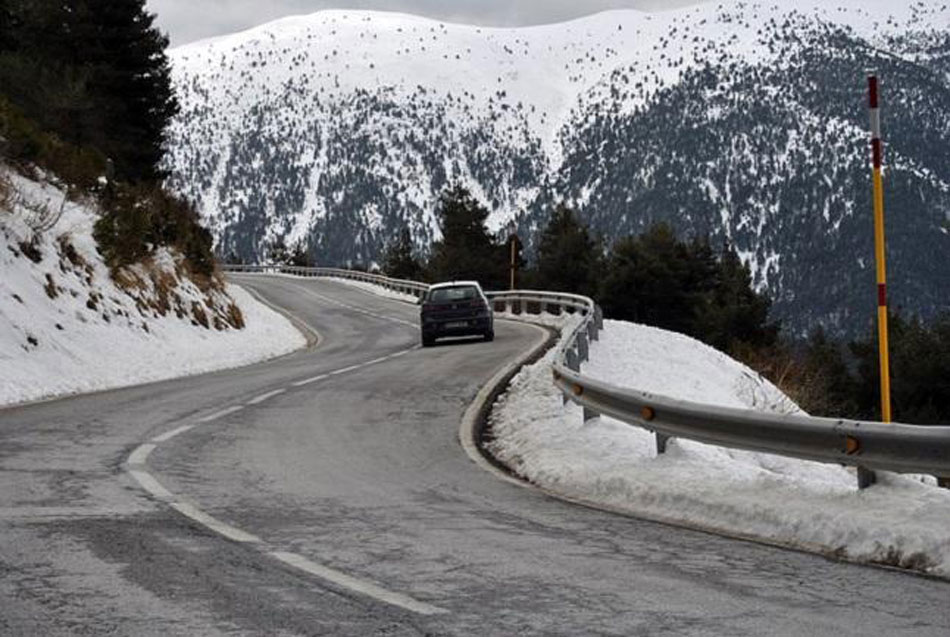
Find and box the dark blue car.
[420,281,494,347]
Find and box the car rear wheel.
[484,329,494,342]
[422,334,435,347]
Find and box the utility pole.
[507,220,518,290]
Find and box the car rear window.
[429,286,479,303]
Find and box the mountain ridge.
[163,1,950,336]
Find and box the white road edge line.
[197,405,244,423]
[127,443,156,466]
[270,551,449,616]
[171,502,262,544]
[458,320,552,488]
[152,425,194,443]
[247,389,286,405]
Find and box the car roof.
[429,281,482,290]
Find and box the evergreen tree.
[799,327,858,417]
[851,312,950,424]
[289,240,312,267]
[698,245,778,351]
[427,184,504,288]
[0,0,16,52]
[535,205,601,298]
[382,227,422,281]
[266,237,290,264]
[0,0,178,181]
[600,223,698,335]
[68,0,178,181]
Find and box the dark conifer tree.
[427,184,503,288]
[382,227,422,281]
[66,0,179,181]
[1,0,177,181]
[698,245,778,350]
[535,205,601,298]
[600,223,697,335]
[0,0,16,52]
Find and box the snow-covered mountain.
[164,1,950,336]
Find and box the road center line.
[247,389,286,405]
[127,443,156,466]
[292,374,329,387]
[152,425,194,443]
[328,364,361,376]
[270,551,449,616]
[197,405,244,423]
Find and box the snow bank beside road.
[0,169,305,408]
[489,317,950,578]
[326,277,420,304]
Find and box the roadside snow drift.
[0,169,305,407]
[489,317,950,578]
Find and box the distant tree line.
[373,183,950,426]
[0,0,214,277]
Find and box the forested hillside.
[165,1,950,337]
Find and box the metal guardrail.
[222,263,430,298]
[224,264,950,488]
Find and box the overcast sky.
[146,0,699,47]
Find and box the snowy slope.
[165,0,950,336]
[0,168,305,407]
[489,316,950,578]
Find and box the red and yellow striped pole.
[868,73,892,422]
[863,73,891,488]
[858,71,891,488]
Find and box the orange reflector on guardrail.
[641,406,655,421]
[573,384,584,396]
[845,436,861,455]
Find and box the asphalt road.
[1,275,949,636]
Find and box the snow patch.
[0,168,305,407]
[490,315,950,578]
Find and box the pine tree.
[851,312,950,424]
[0,0,16,52]
[600,223,698,335]
[67,0,179,181]
[382,227,422,281]
[801,327,857,416]
[289,241,312,267]
[0,0,177,181]
[427,184,504,288]
[535,205,601,298]
[698,245,778,350]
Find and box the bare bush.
[21,192,67,234]
[0,172,12,214]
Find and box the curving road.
[1,275,948,636]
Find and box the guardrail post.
[566,349,579,373]
[577,332,589,364]
[595,306,604,330]
[656,433,669,455]
[588,319,599,342]
[583,407,598,423]
[857,466,876,490]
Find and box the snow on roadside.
[0,168,305,407]
[325,276,420,304]
[489,316,950,578]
